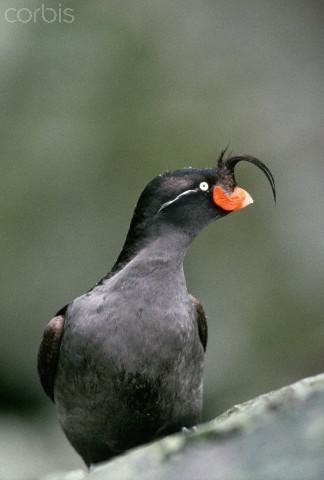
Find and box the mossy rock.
[42,374,324,480]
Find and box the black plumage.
[38,155,275,466]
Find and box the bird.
[38,152,275,466]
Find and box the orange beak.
[212,185,254,212]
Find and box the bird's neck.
[138,230,191,270]
[106,232,189,295]
[110,223,193,279]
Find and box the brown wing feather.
[37,313,65,402]
[190,294,208,351]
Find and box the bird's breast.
[54,276,204,451]
[63,282,199,372]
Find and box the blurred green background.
[1,0,323,478]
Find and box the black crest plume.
[218,150,276,202]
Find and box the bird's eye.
[199,181,209,192]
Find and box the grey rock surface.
[41,374,324,480]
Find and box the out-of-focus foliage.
[0,0,323,478]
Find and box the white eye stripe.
[158,189,198,213]
[199,181,209,191]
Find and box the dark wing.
[190,294,208,351]
[37,309,66,402]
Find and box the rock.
[42,374,324,480]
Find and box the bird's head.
[112,152,275,271]
[133,152,275,233]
